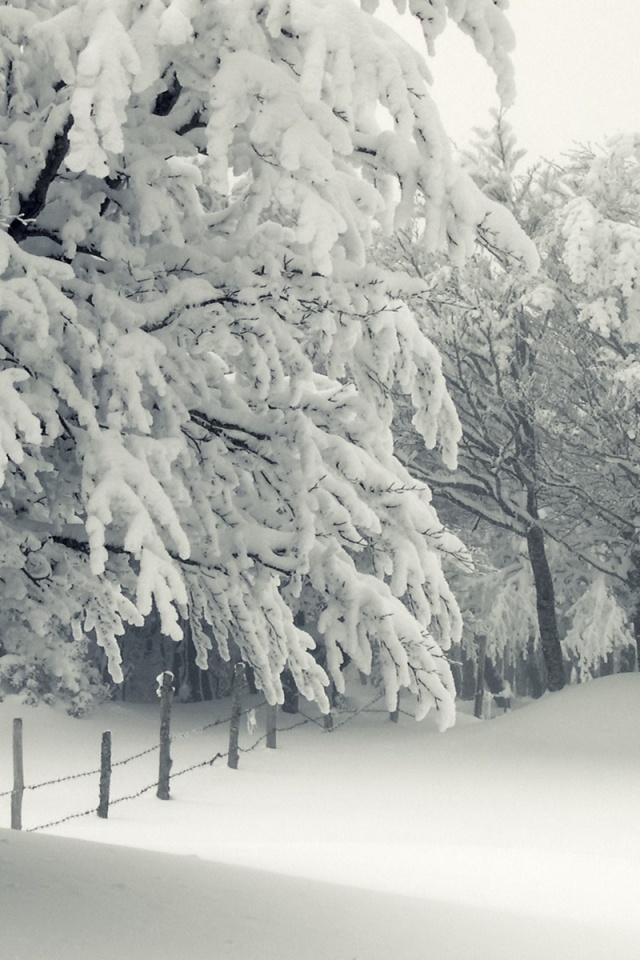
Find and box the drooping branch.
[51,531,299,578]
[176,111,206,137]
[52,534,91,556]
[141,295,241,333]
[51,533,202,570]
[8,115,73,243]
[153,72,182,116]
[189,409,270,443]
[189,410,276,463]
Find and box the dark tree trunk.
[525,636,545,698]
[473,634,487,719]
[626,551,640,670]
[526,523,566,691]
[511,311,565,693]
[281,668,299,714]
[630,601,640,671]
[171,620,213,702]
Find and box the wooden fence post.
[227,663,245,769]
[323,681,335,731]
[97,730,112,819]
[389,707,400,723]
[474,634,488,720]
[266,703,277,749]
[11,718,24,831]
[157,671,174,800]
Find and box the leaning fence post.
[474,634,488,720]
[266,703,277,749]
[11,718,24,831]
[97,731,112,819]
[227,663,245,769]
[156,671,174,800]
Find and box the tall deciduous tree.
[0,0,534,719]
[536,137,640,664]
[384,115,566,690]
[385,117,640,691]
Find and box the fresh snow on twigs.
[2,675,640,959]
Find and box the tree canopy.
[0,0,536,719]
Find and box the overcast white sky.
[381,0,640,164]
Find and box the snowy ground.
[1,673,639,960]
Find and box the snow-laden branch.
[0,0,532,720]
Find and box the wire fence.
[2,680,392,834]
[0,698,265,803]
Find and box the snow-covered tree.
[0,0,535,720]
[563,576,634,680]
[384,118,640,690]
[382,114,566,691]
[535,137,640,665]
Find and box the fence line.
[0,765,103,799]
[168,750,226,782]
[0,700,267,801]
[4,689,394,833]
[329,692,385,729]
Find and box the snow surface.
[2,674,640,959]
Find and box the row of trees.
[383,115,640,697]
